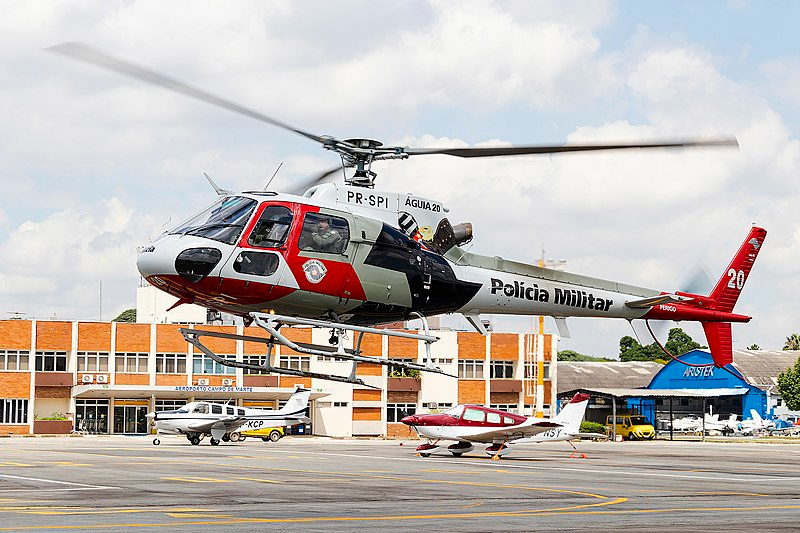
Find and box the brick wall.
[0,425,28,435]
[0,320,32,349]
[388,391,418,403]
[356,363,382,376]
[386,423,415,438]
[192,325,236,354]
[458,380,485,404]
[358,334,383,356]
[36,321,72,351]
[280,328,312,356]
[457,332,485,359]
[156,324,186,352]
[489,333,518,360]
[155,375,188,386]
[490,392,519,404]
[35,386,71,399]
[115,323,150,352]
[77,323,111,351]
[353,389,381,401]
[352,407,381,421]
[387,336,417,358]
[279,376,311,388]
[0,373,30,397]
[115,374,150,386]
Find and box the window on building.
[490,360,514,379]
[278,355,310,372]
[436,358,453,364]
[387,403,416,423]
[192,353,235,375]
[76,351,109,372]
[389,358,415,377]
[542,362,551,380]
[333,402,348,407]
[75,399,109,433]
[458,359,484,379]
[115,352,149,373]
[0,398,28,424]
[490,404,519,414]
[777,398,783,407]
[155,353,187,374]
[35,351,67,372]
[242,354,271,374]
[0,350,29,371]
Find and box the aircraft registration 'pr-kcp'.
[147,388,311,446]
[50,43,766,387]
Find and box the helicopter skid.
[179,312,454,388]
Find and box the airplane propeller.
[48,42,739,189]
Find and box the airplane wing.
[187,416,246,434]
[462,420,562,443]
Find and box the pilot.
[311,217,341,252]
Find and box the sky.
[1,0,799,357]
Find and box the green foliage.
[784,333,800,350]
[388,367,420,379]
[35,412,68,421]
[747,344,761,350]
[777,356,800,411]
[580,421,606,434]
[113,309,137,323]
[557,350,614,362]
[619,327,704,363]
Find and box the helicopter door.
[295,210,354,297]
[218,204,292,287]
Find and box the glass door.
[113,404,149,434]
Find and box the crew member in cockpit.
[311,217,341,252]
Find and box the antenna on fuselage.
[203,172,233,195]
[264,162,283,191]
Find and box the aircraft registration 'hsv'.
[146,388,310,446]
[50,42,766,388]
[401,393,597,459]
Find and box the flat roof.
[559,387,749,399]
[71,384,331,401]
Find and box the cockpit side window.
[211,404,222,415]
[193,404,209,414]
[298,212,350,254]
[463,408,485,422]
[248,205,293,248]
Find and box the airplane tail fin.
[276,388,311,417]
[750,409,763,424]
[553,393,590,433]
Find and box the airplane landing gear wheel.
[229,432,241,442]
[268,430,282,442]
[450,452,462,457]
[210,438,220,446]
[152,438,160,446]
[420,453,431,458]
[190,436,200,445]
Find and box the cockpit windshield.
[170,196,257,245]
[442,405,465,419]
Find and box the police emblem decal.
[302,259,327,284]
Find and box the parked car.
[606,415,655,440]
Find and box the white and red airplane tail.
[552,393,591,434]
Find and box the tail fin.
[553,393,590,433]
[708,227,767,312]
[750,409,763,424]
[702,227,766,367]
[276,388,311,417]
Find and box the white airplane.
[401,393,601,459]
[738,409,775,435]
[147,388,311,446]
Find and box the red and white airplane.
[401,393,596,460]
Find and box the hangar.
[558,349,800,429]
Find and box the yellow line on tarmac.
[0,463,34,467]
[161,477,233,483]
[234,477,283,484]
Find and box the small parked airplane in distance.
[147,388,311,445]
[401,393,597,459]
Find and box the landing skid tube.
[179,312,455,388]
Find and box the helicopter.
[50,42,765,388]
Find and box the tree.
[747,344,761,350]
[113,309,136,323]
[557,350,613,362]
[619,327,703,363]
[664,327,704,356]
[777,356,800,411]
[784,334,800,350]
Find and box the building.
[557,350,800,425]
[0,319,557,437]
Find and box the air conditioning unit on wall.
[197,378,210,386]
[81,374,93,384]
[95,375,108,384]
[221,378,233,386]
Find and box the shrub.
[580,421,606,434]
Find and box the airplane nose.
[400,415,418,425]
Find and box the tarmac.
[1,435,799,532]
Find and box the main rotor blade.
[403,138,738,158]
[47,42,328,145]
[284,165,349,195]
